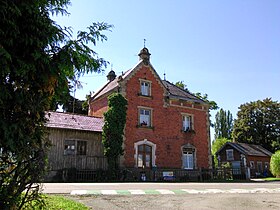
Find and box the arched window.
[137,144,152,168]
[134,140,156,168]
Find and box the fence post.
[199,168,203,182]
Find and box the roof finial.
[144,38,146,48]
[164,72,166,80]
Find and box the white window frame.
[182,145,196,170]
[140,80,151,96]
[182,114,193,131]
[139,107,152,127]
[226,149,234,161]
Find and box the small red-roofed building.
[45,111,107,180]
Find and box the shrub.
[270,150,280,177]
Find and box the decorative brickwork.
[89,48,211,170]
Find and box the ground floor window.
[64,140,87,155]
[134,139,156,168]
[182,145,196,169]
[137,144,152,168]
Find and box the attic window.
[226,149,234,160]
[140,80,151,96]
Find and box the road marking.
[129,190,146,195]
[70,190,87,195]
[70,188,280,195]
[101,190,118,195]
[156,189,175,194]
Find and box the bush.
[270,150,280,177]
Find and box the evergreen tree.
[0,1,111,208]
[214,109,233,139]
[102,93,127,179]
[232,98,280,152]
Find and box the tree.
[270,150,280,177]
[214,109,233,139]
[174,81,219,112]
[102,93,127,179]
[232,98,280,153]
[175,81,189,91]
[211,138,231,167]
[0,1,112,208]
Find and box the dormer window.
[140,80,151,96]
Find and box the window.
[257,162,262,173]
[182,115,193,131]
[140,80,151,96]
[226,149,234,160]
[64,140,75,155]
[77,141,87,155]
[64,140,87,155]
[182,147,195,169]
[250,161,255,169]
[137,144,152,168]
[139,108,151,127]
[134,140,156,168]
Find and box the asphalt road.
[42,182,280,194]
[43,182,280,209]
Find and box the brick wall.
[122,65,210,169]
[89,63,210,170]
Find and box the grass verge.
[24,195,89,210]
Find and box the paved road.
[42,182,280,194]
[43,182,280,209]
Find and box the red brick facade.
[89,48,211,170]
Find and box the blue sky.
[53,0,280,136]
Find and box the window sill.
[138,93,153,99]
[137,125,154,130]
[181,129,196,134]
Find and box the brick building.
[89,48,212,170]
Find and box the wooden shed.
[45,111,107,181]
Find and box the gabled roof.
[162,80,206,104]
[217,142,272,157]
[91,48,206,105]
[46,111,104,132]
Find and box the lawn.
[24,195,89,210]
[263,177,280,181]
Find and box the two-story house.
[89,47,212,170]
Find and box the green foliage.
[214,109,233,139]
[270,151,280,177]
[194,92,219,111]
[175,81,188,91]
[174,81,219,112]
[212,138,231,167]
[0,0,111,208]
[23,195,89,210]
[232,98,280,152]
[102,93,127,178]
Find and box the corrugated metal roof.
[46,111,104,132]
